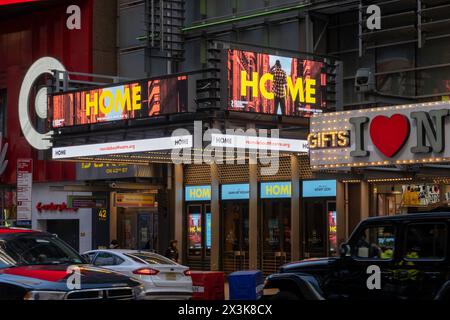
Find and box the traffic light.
[196,40,222,109]
[322,59,343,111]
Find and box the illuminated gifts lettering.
[308,131,349,149]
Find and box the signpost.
[16,158,32,225]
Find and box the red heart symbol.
[369,114,410,157]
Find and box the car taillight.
[184,269,192,276]
[133,268,159,276]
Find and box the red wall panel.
[0,0,93,184]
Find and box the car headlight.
[133,285,147,300]
[24,291,67,300]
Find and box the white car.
[83,249,193,300]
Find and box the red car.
[0,227,146,300]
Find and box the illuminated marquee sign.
[185,185,211,201]
[228,49,326,117]
[50,75,189,128]
[115,193,156,208]
[212,134,308,153]
[307,131,350,149]
[310,101,450,169]
[261,181,291,199]
[52,135,192,159]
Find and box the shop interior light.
[342,179,361,183]
[367,177,413,183]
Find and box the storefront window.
[0,190,16,227]
[372,184,444,216]
[262,201,291,252]
[304,200,326,256]
[222,201,249,271]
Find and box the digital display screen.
[206,213,211,249]
[227,49,326,117]
[51,75,188,128]
[188,213,202,250]
[328,210,337,254]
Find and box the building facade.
[3,0,450,275]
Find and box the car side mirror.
[339,243,351,257]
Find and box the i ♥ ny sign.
[309,101,450,169]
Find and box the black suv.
[264,212,450,300]
[0,228,146,300]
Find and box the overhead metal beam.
[313,19,329,52]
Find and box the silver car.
[84,249,193,300]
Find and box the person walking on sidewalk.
[165,239,179,263]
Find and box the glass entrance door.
[261,200,291,275]
[222,201,249,273]
[304,199,328,258]
[186,203,211,270]
[137,213,158,251]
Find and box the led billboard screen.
[50,75,188,128]
[227,49,326,117]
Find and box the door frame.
[221,200,249,271]
[302,197,335,258]
[185,202,211,266]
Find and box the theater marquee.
[227,49,327,117]
[50,74,189,128]
[309,101,450,169]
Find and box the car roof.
[0,227,39,234]
[364,212,450,222]
[86,249,158,255]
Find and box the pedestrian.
[270,60,287,115]
[165,240,179,263]
[109,239,119,249]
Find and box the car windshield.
[125,253,176,265]
[0,234,85,267]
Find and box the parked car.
[0,228,146,300]
[264,212,450,300]
[83,249,193,300]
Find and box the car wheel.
[268,290,301,300]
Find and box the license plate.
[166,273,177,281]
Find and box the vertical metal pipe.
[290,155,301,261]
[249,162,258,269]
[174,163,184,263]
[210,162,220,270]
[358,0,363,57]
